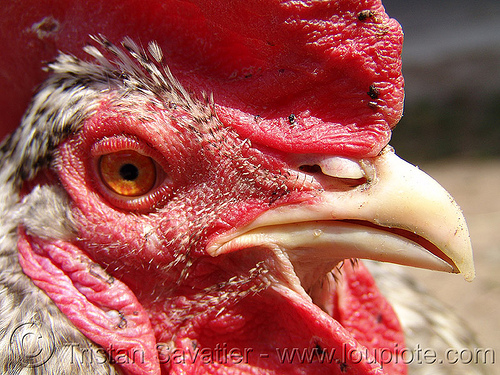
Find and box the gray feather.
[365,261,491,375]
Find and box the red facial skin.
[18,97,406,374]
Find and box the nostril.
[299,164,322,174]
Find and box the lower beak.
[208,147,475,282]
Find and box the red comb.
[1,0,403,157]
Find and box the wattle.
[18,230,406,374]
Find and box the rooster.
[0,0,479,374]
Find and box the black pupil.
[119,163,139,181]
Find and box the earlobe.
[16,228,161,374]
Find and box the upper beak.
[207,147,475,283]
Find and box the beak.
[207,147,475,283]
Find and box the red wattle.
[335,262,407,375]
[18,226,408,375]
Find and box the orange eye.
[99,150,157,196]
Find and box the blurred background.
[383,0,500,372]
[384,0,500,161]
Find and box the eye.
[90,135,172,210]
[99,150,157,196]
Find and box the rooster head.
[1,1,474,374]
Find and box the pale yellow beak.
[208,147,475,283]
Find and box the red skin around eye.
[64,115,174,212]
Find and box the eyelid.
[92,136,150,158]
